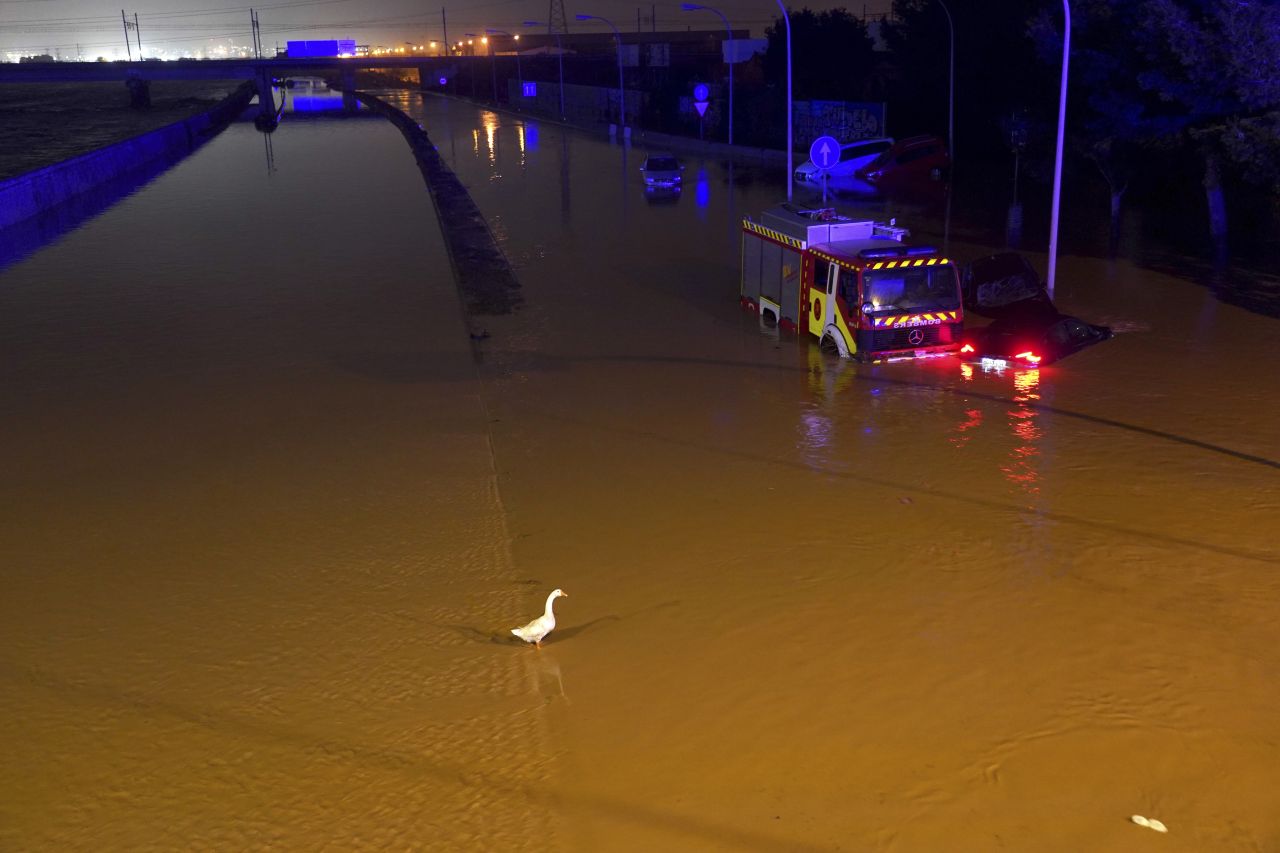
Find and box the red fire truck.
[740,204,963,361]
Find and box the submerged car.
[856,135,950,187]
[794,137,894,183]
[639,153,684,187]
[959,252,1113,366]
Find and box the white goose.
[511,589,567,648]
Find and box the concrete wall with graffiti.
[794,101,887,145]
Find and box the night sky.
[1,0,895,59]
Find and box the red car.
[856,135,950,187]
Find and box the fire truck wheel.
[819,324,849,353]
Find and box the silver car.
[640,153,684,187]
[794,137,893,182]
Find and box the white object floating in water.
[511,588,567,648]
[1131,815,1168,833]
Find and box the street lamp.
[576,13,626,128]
[775,0,793,199]
[486,29,523,102]
[935,0,954,165]
[1047,0,1070,298]
[523,20,566,122]
[465,34,481,97]
[680,2,734,146]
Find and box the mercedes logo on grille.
[908,328,925,346]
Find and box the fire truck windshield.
[864,265,959,312]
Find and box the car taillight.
[960,343,975,353]
[1014,351,1042,364]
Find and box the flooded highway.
[2,89,1279,851]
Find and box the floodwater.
[2,90,1279,851]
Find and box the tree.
[882,0,1048,157]
[762,8,876,102]
[1029,0,1152,255]
[1132,0,1280,263]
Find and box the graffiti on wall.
[794,101,886,145]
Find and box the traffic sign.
[809,135,840,171]
[693,83,709,102]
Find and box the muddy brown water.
[1,93,1278,851]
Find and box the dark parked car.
[959,252,1113,366]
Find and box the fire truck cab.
[740,204,963,361]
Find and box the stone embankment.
[352,91,522,319]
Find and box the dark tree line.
[757,0,1280,264]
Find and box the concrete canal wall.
[0,81,256,231]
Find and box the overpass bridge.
[0,56,453,113]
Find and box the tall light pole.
[1047,0,1070,298]
[483,35,497,102]
[486,29,522,101]
[680,2,733,146]
[936,0,954,164]
[774,1,792,199]
[464,34,496,101]
[464,35,478,97]
[576,13,626,128]
[523,21,566,121]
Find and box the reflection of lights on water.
[1012,368,1040,402]
[799,409,834,462]
[472,129,479,157]
[959,363,974,381]
[949,408,982,447]
[1002,369,1041,495]
[525,123,539,151]
[695,167,710,209]
[482,113,498,165]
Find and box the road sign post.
[809,135,839,205]
[693,83,709,142]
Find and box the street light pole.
[523,21,566,121]
[1047,0,1070,298]
[936,0,954,164]
[680,3,733,146]
[483,36,497,102]
[576,13,625,128]
[776,0,792,199]
[487,29,523,100]
[464,34,478,97]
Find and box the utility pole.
[121,10,133,61]
[134,13,142,59]
[442,8,449,55]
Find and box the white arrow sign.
[809,135,840,171]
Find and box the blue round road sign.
[809,135,840,171]
[693,83,709,102]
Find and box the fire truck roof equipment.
[756,203,912,251]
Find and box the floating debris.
[1131,815,1168,833]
